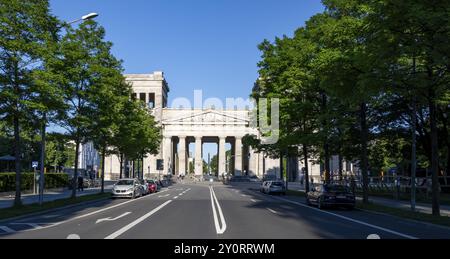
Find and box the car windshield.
[271,182,284,187]
[116,180,134,186]
[325,185,350,193]
[147,180,155,184]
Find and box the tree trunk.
[324,143,330,183]
[411,96,417,211]
[360,102,369,204]
[429,98,440,216]
[321,92,330,183]
[101,147,106,194]
[72,138,80,199]
[119,153,123,179]
[13,113,22,207]
[303,144,310,194]
[39,112,46,205]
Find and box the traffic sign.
[157,159,164,171]
[32,161,38,168]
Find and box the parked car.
[111,179,143,199]
[306,184,355,210]
[139,179,149,196]
[154,180,163,190]
[146,179,158,193]
[260,181,286,195]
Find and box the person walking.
[77,175,84,192]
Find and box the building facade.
[104,71,359,181]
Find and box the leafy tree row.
[246,0,449,216]
[0,0,161,206]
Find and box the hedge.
[0,173,69,192]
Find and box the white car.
[111,179,143,199]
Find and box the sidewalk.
[287,182,450,217]
[0,184,113,209]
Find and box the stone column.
[248,146,257,176]
[235,137,243,176]
[178,136,186,176]
[218,137,226,176]
[195,136,203,176]
[163,136,172,175]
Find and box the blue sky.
[50,0,324,104]
[49,0,325,161]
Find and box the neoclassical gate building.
[104,71,282,180]
[102,71,359,181]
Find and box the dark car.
[306,184,355,210]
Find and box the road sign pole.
[33,167,36,194]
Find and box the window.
[139,93,146,102]
[148,93,155,109]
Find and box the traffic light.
[157,159,164,171]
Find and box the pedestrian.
[78,175,84,192]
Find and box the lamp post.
[38,12,99,206]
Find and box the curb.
[356,207,450,231]
[0,195,111,223]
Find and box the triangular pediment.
[162,110,248,125]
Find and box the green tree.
[0,0,60,206]
[55,20,113,198]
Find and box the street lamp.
[38,12,99,206]
[68,13,99,25]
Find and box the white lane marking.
[241,194,248,197]
[105,200,172,239]
[209,186,227,235]
[0,189,173,235]
[267,208,279,214]
[71,189,169,221]
[40,215,60,219]
[251,199,258,203]
[273,196,418,239]
[174,196,179,199]
[10,223,44,230]
[368,234,381,239]
[67,234,80,239]
[96,212,132,224]
[0,226,16,233]
[158,194,170,198]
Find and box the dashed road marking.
[267,208,279,214]
[10,223,44,230]
[105,200,173,239]
[67,234,81,239]
[0,226,16,233]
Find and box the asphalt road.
[1,182,449,239]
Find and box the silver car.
[111,179,143,199]
[260,181,286,195]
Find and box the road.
[1,182,449,239]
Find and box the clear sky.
[49,0,324,104]
[49,0,325,161]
